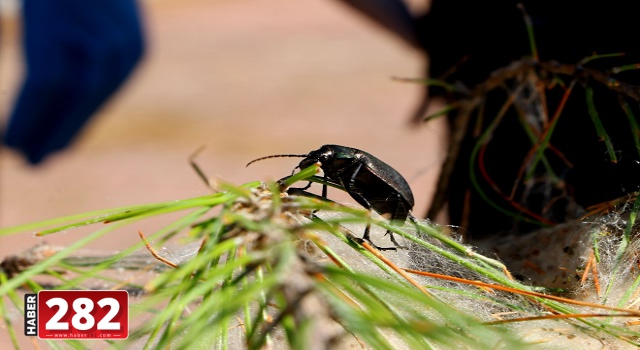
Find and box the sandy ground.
[0,0,444,259]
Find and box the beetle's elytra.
[247,144,415,249]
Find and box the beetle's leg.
[322,174,328,199]
[344,165,406,250]
[277,173,313,192]
[342,164,396,251]
[386,229,403,248]
[364,223,398,251]
[345,188,395,250]
[384,194,407,249]
[299,174,328,215]
[276,166,313,192]
[382,224,406,248]
[343,163,364,196]
[363,222,371,243]
[356,222,395,251]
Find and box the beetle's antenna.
[246,154,307,167]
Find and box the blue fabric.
[3,0,145,164]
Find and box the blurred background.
[0,0,445,256]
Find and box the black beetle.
[247,144,415,249]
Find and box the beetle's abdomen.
[348,170,411,221]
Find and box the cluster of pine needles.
[1,163,640,349]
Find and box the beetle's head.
[298,146,334,170]
[246,145,336,172]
